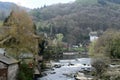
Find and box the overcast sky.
[0,0,75,9]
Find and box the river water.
[38,54,92,80]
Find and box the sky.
[0,0,75,9]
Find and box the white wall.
[90,36,98,42]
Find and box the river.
[38,53,92,80]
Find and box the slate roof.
[0,54,18,65]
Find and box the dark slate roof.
[0,54,18,65]
[89,32,98,36]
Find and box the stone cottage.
[0,54,19,80]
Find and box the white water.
[38,58,92,80]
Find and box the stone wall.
[8,64,18,80]
[0,62,7,68]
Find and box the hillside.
[0,2,17,21]
[0,1,30,21]
[30,0,120,45]
[1,0,120,45]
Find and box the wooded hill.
[30,0,120,45]
[0,1,30,21]
[1,0,120,45]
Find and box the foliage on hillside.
[1,0,120,46]
[30,0,120,45]
[0,1,30,21]
[76,0,98,4]
[0,2,17,21]
[107,0,120,4]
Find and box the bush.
[102,70,120,80]
[92,59,108,78]
[41,61,46,70]
[17,62,34,80]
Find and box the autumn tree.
[89,29,120,59]
[3,8,38,58]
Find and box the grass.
[72,47,85,52]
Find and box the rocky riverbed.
[38,58,93,80]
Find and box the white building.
[89,32,99,42]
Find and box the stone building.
[0,54,19,80]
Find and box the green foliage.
[71,47,85,52]
[17,62,34,80]
[41,61,47,69]
[89,41,96,56]
[76,0,98,4]
[31,1,120,45]
[43,47,55,60]
[106,0,120,4]
[90,29,120,59]
[56,33,63,42]
[43,46,63,60]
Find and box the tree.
[89,29,120,59]
[3,8,38,58]
[56,33,63,42]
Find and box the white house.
[89,32,99,42]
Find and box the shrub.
[17,62,34,80]
[92,59,108,78]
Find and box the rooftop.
[89,32,98,36]
[0,54,18,65]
